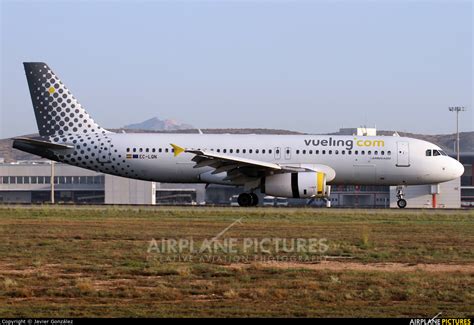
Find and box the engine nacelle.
[261,172,328,199]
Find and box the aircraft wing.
[170,143,311,186]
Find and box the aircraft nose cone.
[453,160,464,178]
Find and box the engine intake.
[261,172,327,199]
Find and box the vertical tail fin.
[23,62,109,137]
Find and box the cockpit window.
[426,149,431,156]
[433,150,441,156]
[440,150,448,156]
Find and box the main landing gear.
[237,193,259,207]
[396,186,407,209]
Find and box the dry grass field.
[0,206,473,317]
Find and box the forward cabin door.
[284,147,291,160]
[396,141,410,167]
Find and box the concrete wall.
[390,178,461,208]
[105,175,156,205]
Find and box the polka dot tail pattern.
[23,62,108,137]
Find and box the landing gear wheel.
[237,193,253,207]
[250,193,259,206]
[396,186,407,209]
[397,199,407,209]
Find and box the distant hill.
[1,129,472,163]
[112,128,304,135]
[124,117,194,131]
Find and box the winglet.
[170,143,185,157]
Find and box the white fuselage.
[83,133,463,186]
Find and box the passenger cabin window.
[426,149,432,156]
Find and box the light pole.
[51,160,55,204]
[448,106,465,161]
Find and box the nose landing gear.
[237,192,259,207]
[396,186,407,208]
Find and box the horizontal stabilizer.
[13,137,74,150]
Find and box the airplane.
[12,62,464,208]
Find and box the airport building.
[0,161,202,205]
[0,156,471,208]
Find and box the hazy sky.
[1,0,472,138]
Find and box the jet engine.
[261,172,328,198]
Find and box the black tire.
[397,199,407,209]
[250,193,259,206]
[237,193,252,207]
